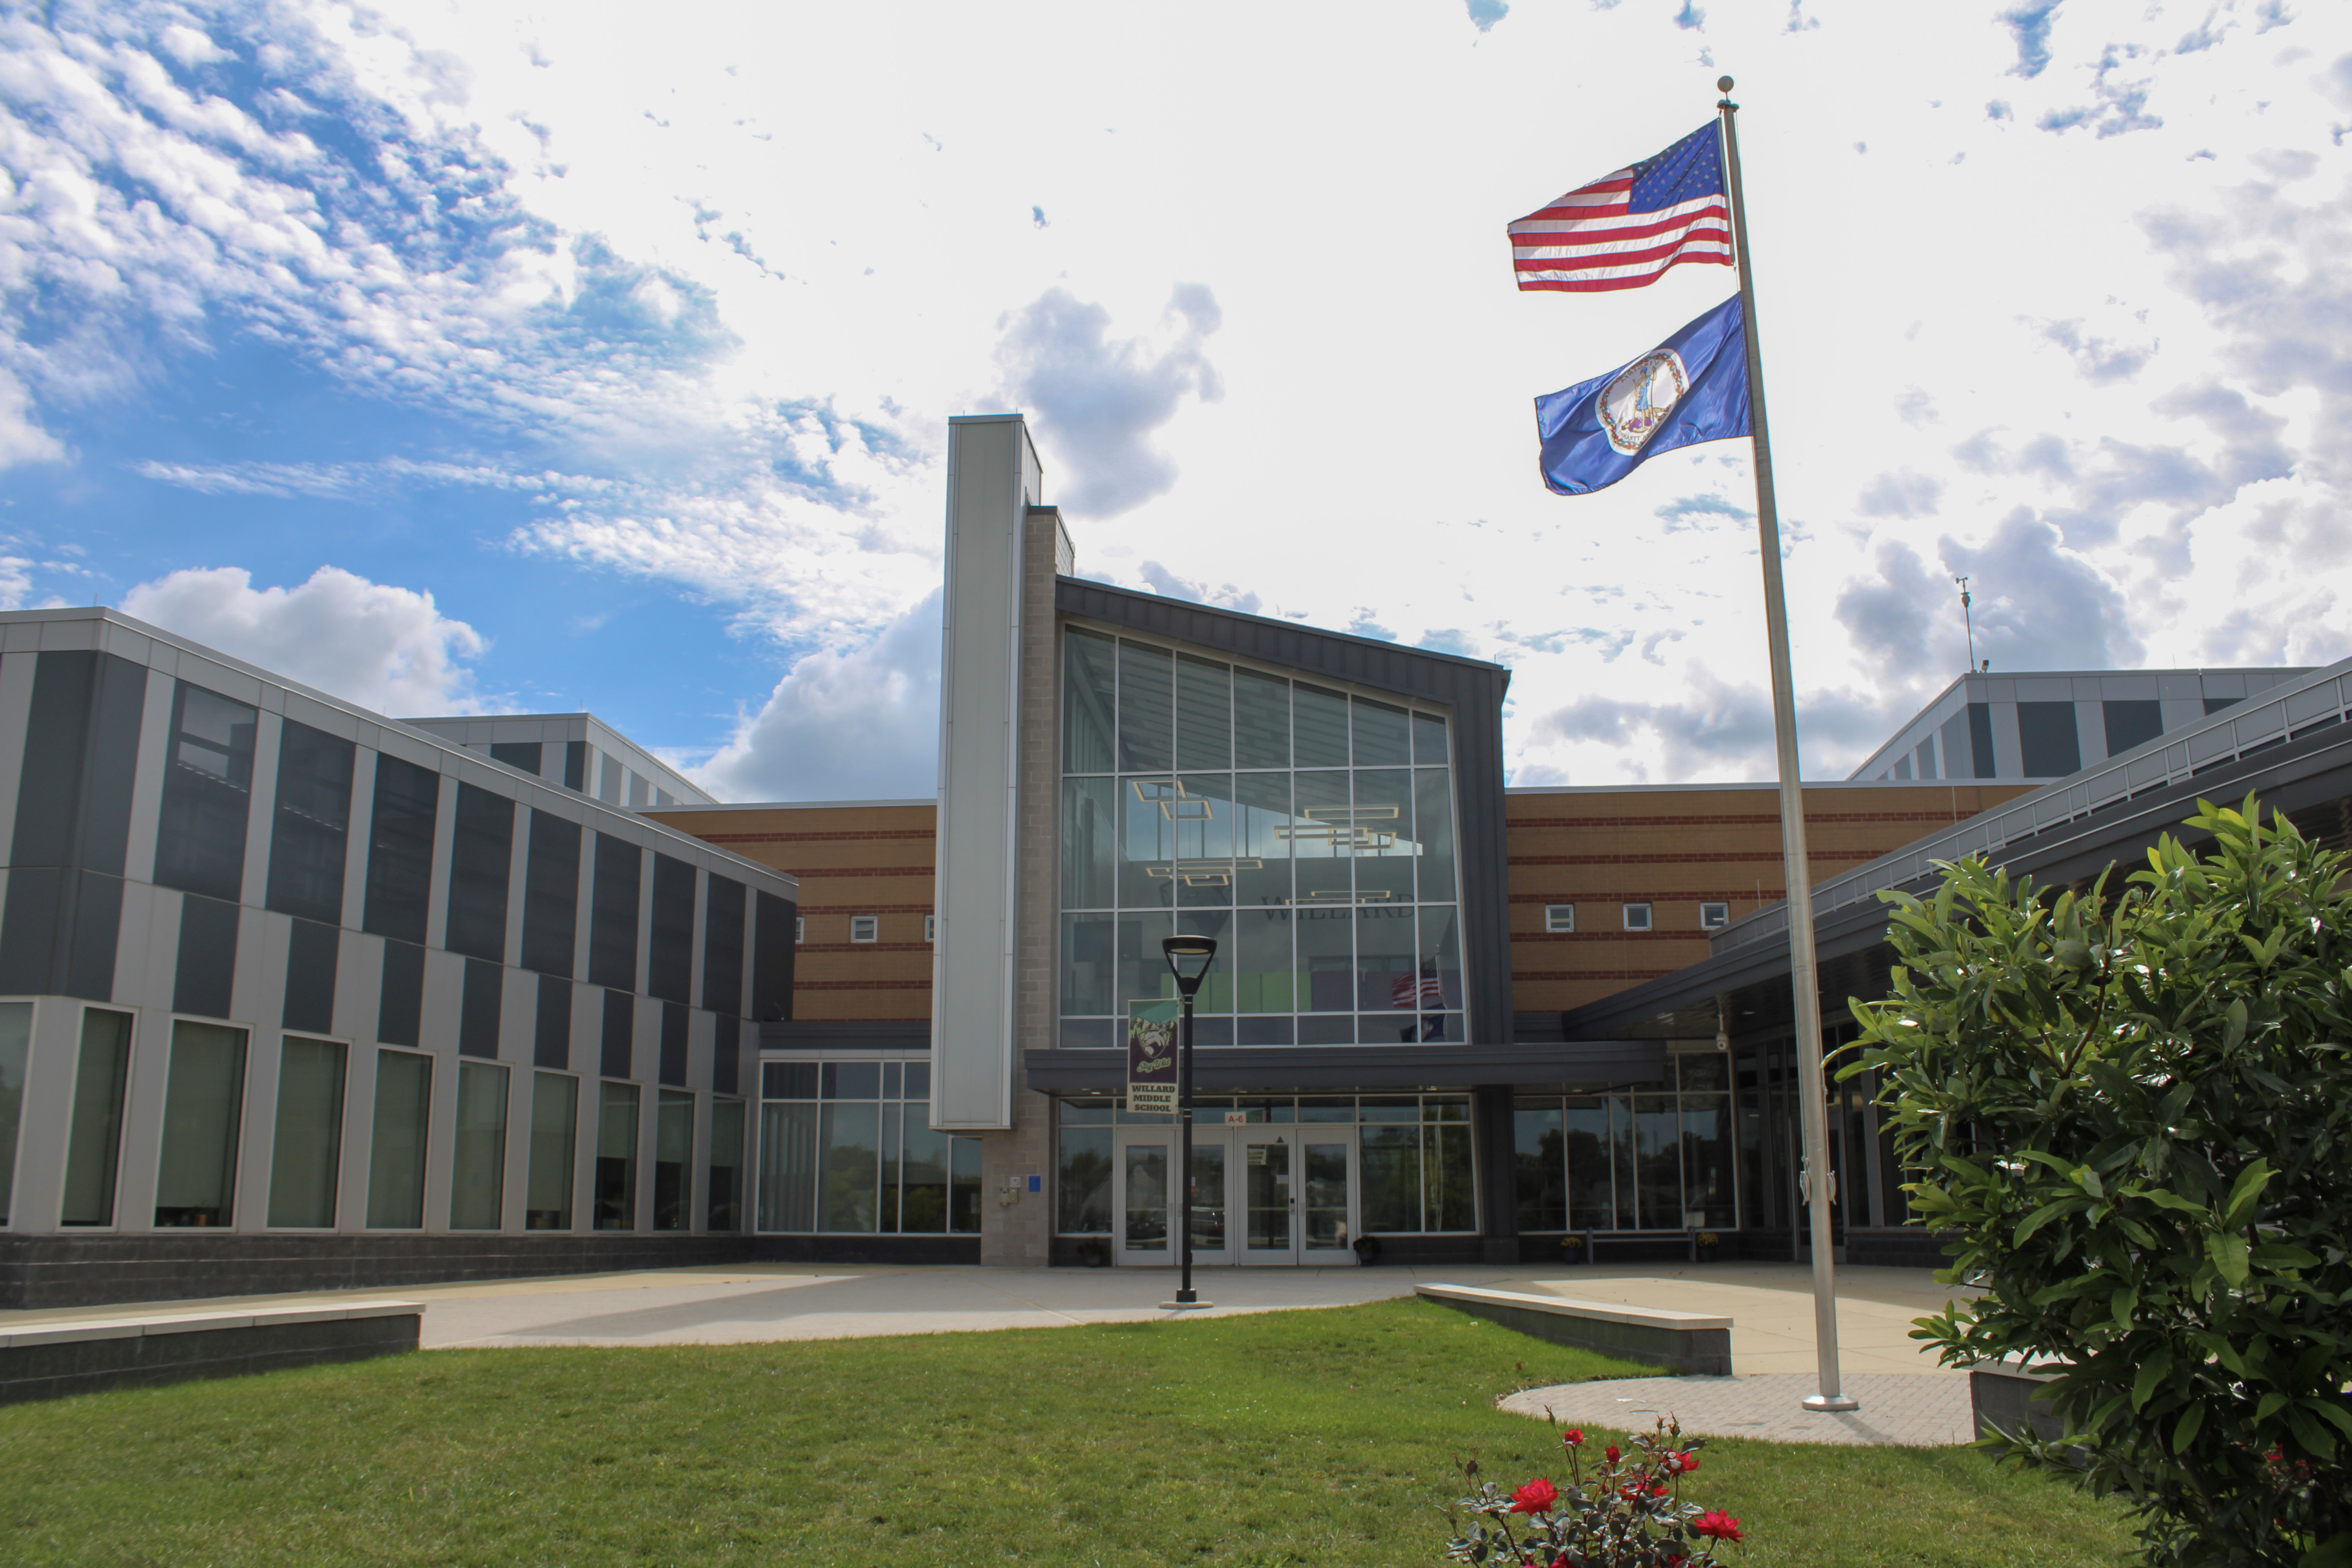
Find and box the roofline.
[1060,575,1512,680]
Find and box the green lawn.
[0,1298,2134,1566]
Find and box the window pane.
[0,1003,25,1226]
[1119,777,1178,909]
[520,811,582,978]
[1355,903,1416,1022]
[155,1021,247,1227]
[1232,906,1295,1014]
[1291,771,1352,901]
[1678,1052,1728,1091]
[1062,777,1116,909]
[822,1061,880,1099]
[448,1061,508,1230]
[1413,711,1448,765]
[1360,1125,1420,1232]
[1682,1095,1736,1228]
[2017,700,2082,777]
[367,1049,432,1228]
[819,1101,880,1232]
[1426,1122,1476,1232]
[1056,1125,1112,1234]
[653,1089,693,1230]
[1352,769,1414,902]
[1292,684,1349,768]
[702,874,744,1013]
[1061,912,1115,1015]
[1123,1142,1168,1251]
[707,1100,745,1232]
[527,1072,578,1230]
[1295,904,1352,1013]
[1609,1095,1638,1229]
[1419,906,1463,1013]
[758,1102,817,1230]
[60,1008,132,1226]
[444,784,515,962]
[648,855,696,1005]
[153,684,257,902]
[265,720,355,924]
[901,1111,949,1232]
[363,756,440,945]
[1116,642,1173,772]
[267,1036,347,1228]
[1175,654,1232,770]
[1634,1094,1681,1230]
[1064,628,1118,773]
[1415,769,1457,903]
[1565,1097,1612,1231]
[1115,912,1175,1014]
[1174,774,1235,908]
[588,834,641,991]
[1233,772,1292,908]
[763,1061,818,1099]
[595,1081,639,1230]
[1351,699,1410,766]
[1232,670,1290,769]
[1514,1106,1566,1231]
[949,1136,982,1233]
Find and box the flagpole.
[1715,75,1855,1415]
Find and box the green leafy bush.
[1849,797,2352,1566]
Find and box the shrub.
[1444,1417,1744,1566]
[1848,796,2352,1566]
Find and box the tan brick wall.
[1504,782,2033,1014]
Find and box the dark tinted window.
[2017,701,2082,778]
[1966,703,1996,779]
[265,720,355,923]
[564,740,588,791]
[752,892,795,1021]
[13,651,147,875]
[701,874,744,1013]
[763,1061,817,1098]
[2102,699,2164,756]
[2204,694,2243,716]
[153,683,257,902]
[443,784,515,962]
[489,741,541,776]
[588,834,641,990]
[647,854,696,1004]
[363,757,440,945]
[520,811,581,977]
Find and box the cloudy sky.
[4,0,2348,799]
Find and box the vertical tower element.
[930,416,1042,1130]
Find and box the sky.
[3,0,2349,800]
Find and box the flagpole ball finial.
[1717,74,1734,93]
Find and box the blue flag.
[1535,294,1751,495]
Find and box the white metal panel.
[931,415,1035,1131]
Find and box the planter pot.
[1559,1241,1586,1265]
[1352,1237,1383,1266]
[1694,1244,1719,1263]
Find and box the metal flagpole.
[1715,74,1855,1414]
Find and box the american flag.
[1507,122,1731,294]
[1392,973,1446,1010]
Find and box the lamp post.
[1161,935,1218,1307]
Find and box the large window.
[526,1071,577,1230]
[1513,1052,1739,1232]
[653,1089,694,1230]
[756,1060,981,1234]
[60,1009,133,1226]
[155,1021,248,1227]
[267,1036,347,1227]
[595,1081,639,1230]
[366,1048,432,1229]
[364,757,441,945]
[265,720,356,923]
[0,1002,26,1227]
[708,1099,746,1232]
[444,784,516,963]
[1059,627,1463,1049]
[153,684,258,902]
[450,1061,508,1230]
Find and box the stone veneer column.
[976,505,1068,1267]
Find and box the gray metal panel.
[931,416,1033,1130]
[1054,578,1514,1047]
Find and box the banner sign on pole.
[1125,998,1181,1115]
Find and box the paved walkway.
[1500,1373,1976,1447]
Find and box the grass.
[0,1298,2136,1566]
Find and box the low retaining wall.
[1416,1283,1733,1375]
[0,1301,421,1406]
[1970,1360,2069,1444]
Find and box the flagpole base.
[1802,1394,1860,1412]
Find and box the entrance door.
[1114,1127,1233,1266]
[1112,1124,1356,1266]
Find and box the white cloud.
[692,589,942,801]
[120,565,498,716]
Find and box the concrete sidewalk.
[0,1260,1975,1371]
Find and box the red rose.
[1693,1511,1745,1543]
[1605,1445,1621,1463]
[1651,1482,1669,1497]
[1508,1477,1561,1515]
[1563,1428,1585,1448]
[1678,1452,1700,1474]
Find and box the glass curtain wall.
[653,1089,693,1230]
[708,1100,745,1231]
[0,1003,28,1227]
[1512,1052,1740,1232]
[526,1072,577,1230]
[61,1009,134,1226]
[1060,627,1463,1048]
[450,1062,508,1230]
[366,1048,432,1228]
[755,1060,982,1234]
[596,1082,640,1230]
[154,1022,247,1227]
[267,1036,347,1227]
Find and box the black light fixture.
[1159,934,1218,1306]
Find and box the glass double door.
[1114,1124,1358,1266]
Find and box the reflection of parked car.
[1126,1215,1168,1244]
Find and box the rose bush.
[1443,1417,1745,1566]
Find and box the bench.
[1416,1283,1732,1375]
[1578,1229,1699,1261]
[0,1300,423,1406]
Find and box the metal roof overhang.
[1555,719,2352,1042]
[1022,1040,1668,1094]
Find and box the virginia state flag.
[1535,294,1751,495]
